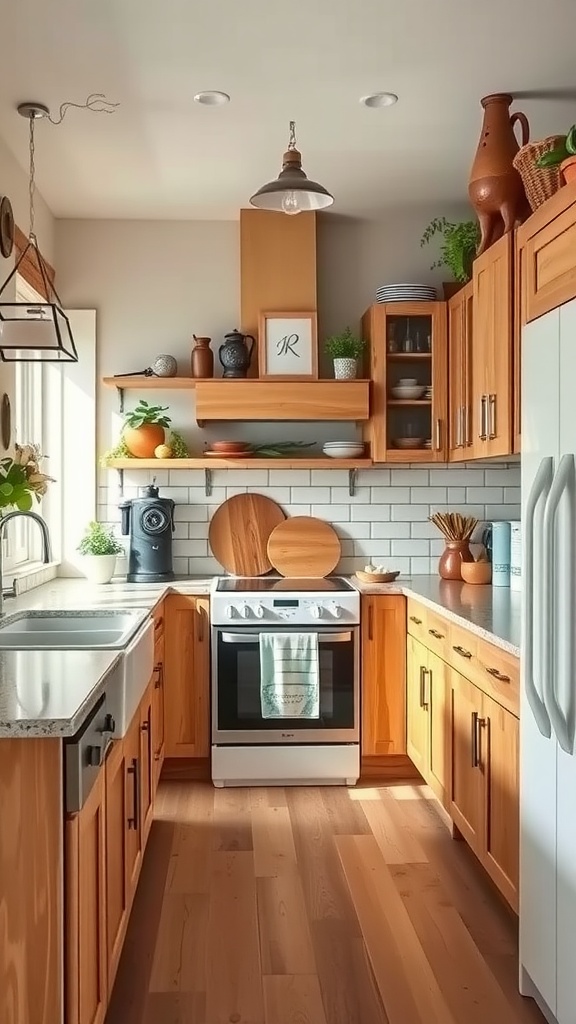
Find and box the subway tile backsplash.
[101,462,521,577]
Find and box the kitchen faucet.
[0,510,52,616]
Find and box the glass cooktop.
[217,576,354,593]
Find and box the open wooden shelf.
[387,399,432,407]
[102,376,197,389]
[195,379,370,422]
[105,457,373,470]
[387,353,432,361]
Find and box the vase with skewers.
[430,512,478,580]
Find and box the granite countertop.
[0,573,519,739]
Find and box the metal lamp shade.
[0,302,78,362]
[250,147,334,214]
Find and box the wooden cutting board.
[267,516,341,578]
[208,493,286,576]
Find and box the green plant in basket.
[420,217,480,284]
[536,125,576,167]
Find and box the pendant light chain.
[28,114,36,241]
[288,120,297,151]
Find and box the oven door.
[212,625,359,744]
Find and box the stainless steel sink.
[0,609,147,650]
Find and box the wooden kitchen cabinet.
[164,595,210,758]
[152,603,165,789]
[450,671,485,855]
[472,233,514,458]
[105,739,130,992]
[406,636,450,807]
[483,691,520,909]
[363,302,448,462]
[517,180,576,324]
[139,682,154,845]
[65,766,107,1024]
[123,711,143,896]
[361,594,406,758]
[448,281,474,461]
[406,634,428,776]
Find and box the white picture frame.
[258,311,318,379]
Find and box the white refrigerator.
[521,296,576,1024]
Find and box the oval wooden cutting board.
[208,493,286,576]
[267,516,341,578]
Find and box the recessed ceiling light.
[194,90,230,106]
[360,92,398,108]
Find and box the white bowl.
[397,378,418,385]
[390,385,426,400]
[323,444,365,458]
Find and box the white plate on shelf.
[390,386,426,400]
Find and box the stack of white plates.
[376,283,437,303]
[323,441,365,459]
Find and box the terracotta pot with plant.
[77,521,124,584]
[536,125,576,185]
[325,327,365,380]
[420,217,480,298]
[123,400,171,458]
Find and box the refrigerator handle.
[524,456,553,738]
[543,453,575,754]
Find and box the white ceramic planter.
[80,554,117,585]
[333,358,357,380]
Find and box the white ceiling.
[0,0,575,220]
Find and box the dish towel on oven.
[259,632,320,718]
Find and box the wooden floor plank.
[263,975,328,1024]
[251,789,298,878]
[257,874,317,974]
[359,789,428,864]
[165,784,215,894]
[310,920,389,1024]
[319,785,372,835]
[142,992,206,1024]
[213,786,254,851]
[204,851,264,1024]
[336,834,458,1024]
[149,892,209,993]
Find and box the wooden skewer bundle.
[429,511,478,542]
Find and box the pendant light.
[250,121,334,215]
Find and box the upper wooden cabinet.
[517,180,576,324]
[447,282,474,461]
[164,595,211,758]
[363,302,448,462]
[195,379,370,422]
[361,594,406,758]
[471,233,514,459]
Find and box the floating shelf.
[194,379,371,422]
[102,376,197,389]
[105,457,373,470]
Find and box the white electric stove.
[210,577,360,787]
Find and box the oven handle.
[219,631,353,644]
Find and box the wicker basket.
[513,136,565,211]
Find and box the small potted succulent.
[420,217,480,297]
[77,521,124,584]
[123,400,171,458]
[536,125,576,185]
[325,327,365,379]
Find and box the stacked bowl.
[323,440,365,459]
[390,378,426,400]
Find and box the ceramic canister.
[510,521,522,592]
[491,521,512,587]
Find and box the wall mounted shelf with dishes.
[362,302,448,462]
[106,457,372,470]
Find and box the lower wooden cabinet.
[140,683,154,845]
[406,637,450,807]
[164,595,210,758]
[450,671,485,852]
[361,594,406,759]
[152,621,165,790]
[105,739,129,991]
[406,634,428,777]
[65,767,107,1024]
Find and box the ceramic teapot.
[218,329,255,378]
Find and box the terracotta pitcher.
[468,93,530,255]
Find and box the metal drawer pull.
[428,628,445,640]
[486,666,511,682]
[419,665,427,708]
[154,662,163,689]
[479,396,487,441]
[127,758,139,830]
[488,394,496,440]
[220,631,352,644]
[453,644,472,659]
[435,418,442,451]
[410,616,423,625]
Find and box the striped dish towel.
[259,632,320,719]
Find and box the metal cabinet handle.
[486,666,510,683]
[425,667,431,708]
[419,665,427,708]
[471,712,486,768]
[479,395,487,441]
[428,628,445,640]
[410,615,422,625]
[435,418,442,451]
[197,607,205,643]
[453,644,472,659]
[455,406,462,449]
[127,758,139,830]
[154,661,163,689]
[368,603,373,641]
[488,394,496,440]
[141,720,149,733]
[464,404,470,447]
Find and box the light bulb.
[281,191,302,215]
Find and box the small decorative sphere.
[153,354,178,377]
[154,444,173,459]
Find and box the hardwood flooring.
[105,781,544,1024]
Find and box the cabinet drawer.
[407,600,449,660]
[448,622,519,716]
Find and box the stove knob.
[239,603,251,619]
[254,603,264,619]
[330,602,342,619]
[309,603,322,619]
[225,604,234,619]
[86,744,102,767]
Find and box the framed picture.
[258,311,318,379]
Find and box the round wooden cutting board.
[208,493,286,576]
[267,516,341,578]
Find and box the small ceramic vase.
[438,540,474,581]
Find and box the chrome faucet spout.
[0,510,52,615]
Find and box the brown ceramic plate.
[203,450,253,459]
[355,569,400,584]
[209,441,251,452]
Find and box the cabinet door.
[139,683,154,846]
[483,693,519,911]
[406,635,428,777]
[472,233,513,459]
[164,595,210,758]
[123,713,142,898]
[152,644,165,792]
[105,740,129,990]
[450,671,485,854]
[427,650,451,808]
[65,769,107,1024]
[361,595,406,756]
[448,287,466,460]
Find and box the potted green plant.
[325,327,365,379]
[536,125,576,185]
[123,400,171,458]
[77,521,124,584]
[420,217,480,296]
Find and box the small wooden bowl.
[355,570,400,584]
[461,561,492,585]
